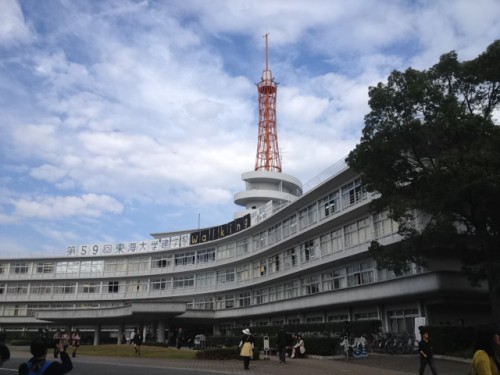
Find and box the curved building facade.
[0,158,490,343]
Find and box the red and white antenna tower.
[255,33,282,172]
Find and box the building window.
[151,277,169,291]
[0,264,6,274]
[341,178,366,208]
[104,259,127,273]
[31,283,52,295]
[236,238,249,256]
[195,272,215,288]
[327,314,349,322]
[253,260,267,278]
[236,264,251,282]
[79,282,100,294]
[175,251,196,266]
[35,262,54,274]
[238,292,251,307]
[10,263,30,274]
[319,191,340,220]
[284,247,297,269]
[323,269,346,290]
[373,210,396,238]
[306,316,324,323]
[300,240,317,263]
[388,308,419,333]
[354,311,378,321]
[54,283,76,294]
[126,279,148,293]
[197,248,215,264]
[269,285,284,302]
[217,243,235,260]
[216,295,234,309]
[253,289,269,304]
[302,275,320,295]
[217,269,235,284]
[347,261,374,287]
[268,254,280,273]
[284,281,299,299]
[282,215,297,238]
[7,283,28,295]
[55,262,80,274]
[151,255,172,269]
[299,203,318,230]
[253,231,267,251]
[108,281,119,293]
[268,223,282,245]
[80,260,104,274]
[128,258,149,273]
[173,275,194,289]
[191,297,214,310]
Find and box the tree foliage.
[346,40,500,318]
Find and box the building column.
[157,321,165,343]
[93,324,100,346]
[117,324,125,345]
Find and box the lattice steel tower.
[255,34,282,172]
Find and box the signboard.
[263,336,270,351]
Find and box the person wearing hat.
[418,327,438,375]
[239,328,255,370]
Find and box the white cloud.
[0,0,32,46]
[13,194,123,219]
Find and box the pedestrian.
[176,328,184,349]
[470,323,499,375]
[60,331,70,353]
[0,344,10,367]
[70,330,80,358]
[277,326,291,363]
[0,329,7,345]
[418,327,438,375]
[133,330,143,355]
[52,330,62,359]
[18,338,72,375]
[239,328,255,370]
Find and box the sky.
[0,0,499,258]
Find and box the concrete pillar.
[117,324,125,345]
[157,321,165,343]
[142,325,147,342]
[93,324,100,346]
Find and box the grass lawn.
[74,345,197,360]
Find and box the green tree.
[346,40,500,319]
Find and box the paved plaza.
[3,348,471,375]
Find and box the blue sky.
[1,0,499,258]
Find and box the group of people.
[419,323,499,375]
[276,327,306,363]
[238,327,307,370]
[52,330,81,358]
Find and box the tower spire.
[255,33,282,172]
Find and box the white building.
[0,157,490,344]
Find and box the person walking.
[239,328,255,370]
[70,330,80,358]
[418,327,438,375]
[176,328,184,350]
[470,323,499,375]
[133,330,143,355]
[277,326,291,363]
[52,330,62,359]
[19,338,72,375]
